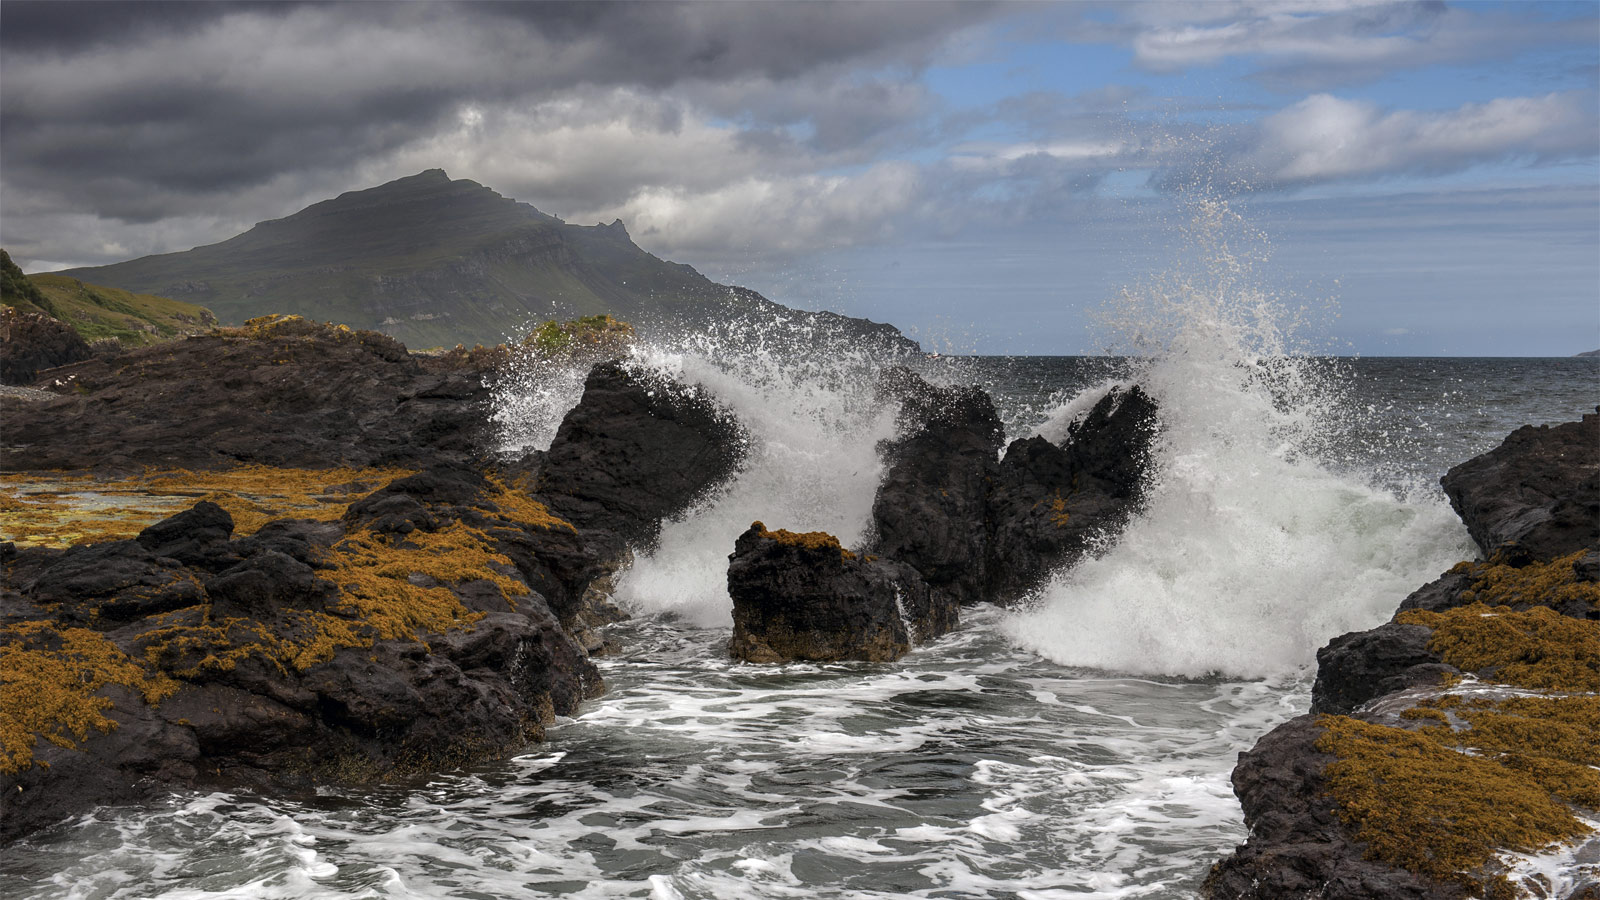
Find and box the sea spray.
[1003,197,1474,679]
[610,314,903,626]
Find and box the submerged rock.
[727,522,955,663]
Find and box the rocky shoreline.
[1204,411,1600,900]
[0,316,1155,843]
[4,315,1596,898]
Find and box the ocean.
[3,347,1595,900]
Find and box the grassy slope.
[25,275,216,344]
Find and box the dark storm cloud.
[0,0,1000,225]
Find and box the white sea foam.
[1004,198,1475,678]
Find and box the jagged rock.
[727,522,954,663]
[1311,622,1455,715]
[985,385,1158,602]
[1201,716,1462,900]
[540,361,746,551]
[0,306,93,386]
[1441,409,1599,561]
[868,367,1004,607]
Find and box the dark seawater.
[2,355,1595,900]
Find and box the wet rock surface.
[727,523,954,663]
[0,488,603,843]
[867,367,1005,608]
[1202,716,1463,900]
[539,360,747,555]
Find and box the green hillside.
[52,170,914,351]
[29,275,216,344]
[2,249,217,345]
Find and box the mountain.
[53,170,915,352]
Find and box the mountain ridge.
[52,171,915,352]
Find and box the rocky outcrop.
[1,306,93,386]
[866,371,1159,609]
[985,385,1158,601]
[1442,410,1599,560]
[0,320,756,844]
[0,484,602,843]
[0,316,487,472]
[727,522,955,663]
[1310,623,1453,716]
[1208,412,1600,899]
[539,361,747,554]
[867,367,1005,607]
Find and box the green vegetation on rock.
[1,249,57,317]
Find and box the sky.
[1,1,1596,355]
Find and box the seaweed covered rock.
[0,315,488,472]
[540,361,746,552]
[1202,716,1461,900]
[868,367,1004,607]
[1442,409,1599,560]
[0,476,603,843]
[985,385,1158,602]
[1,306,92,386]
[727,522,954,663]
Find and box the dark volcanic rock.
[985,385,1158,602]
[136,500,236,566]
[1310,623,1455,716]
[0,317,489,472]
[1,307,93,386]
[727,522,955,663]
[1201,716,1461,900]
[869,368,1004,607]
[540,361,746,551]
[1441,410,1599,560]
[23,540,206,625]
[0,490,604,843]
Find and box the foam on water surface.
[2,613,1304,899]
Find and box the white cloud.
[1246,91,1598,184]
[590,163,921,255]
